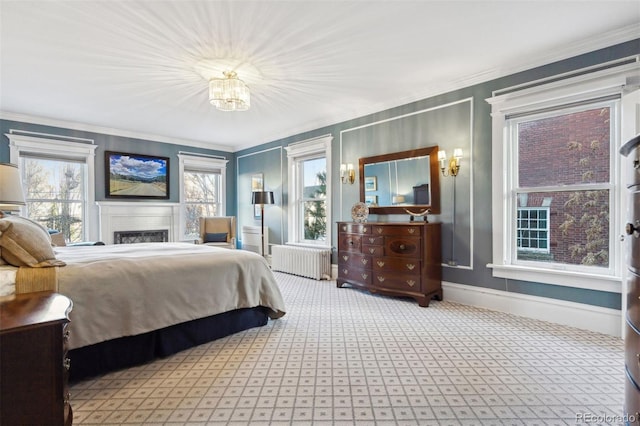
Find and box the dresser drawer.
[339,251,371,269]
[372,225,422,237]
[629,271,640,327]
[626,366,640,420]
[372,272,421,292]
[626,320,640,387]
[628,189,640,273]
[339,266,372,286]
[339,223,371,234]
[362,245,384,256]
[384,236,421,257]
[338,233,362,252]
[373,257,421,274]
[362,235,384,246]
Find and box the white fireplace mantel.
[96,201,181,244]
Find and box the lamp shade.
[0,163,26,211]
[252,191,274,205]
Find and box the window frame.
[486,61,638,292]
[178,153,228,239]
[285,135,332,248]
[7,132,97,241]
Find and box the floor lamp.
[251,191,274,257]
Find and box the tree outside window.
[22,157,85,242]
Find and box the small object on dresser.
[404,208,431,223]
[351,202,369,223]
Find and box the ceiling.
[1,1,638,152]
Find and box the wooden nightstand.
[0,291,73,426]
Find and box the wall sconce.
[340,163,355,184]
[438,149,462,177]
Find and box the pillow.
[50,232,67,247]
[0,216,66,267]
[204,232,228,243]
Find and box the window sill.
[487,263,621,293]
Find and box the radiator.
[271,245,332,280]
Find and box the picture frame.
[364,176,377,191]
[251,173,264,218]
[105,151,169,199]
[365,195,378,206]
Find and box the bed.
[0,215,286,382]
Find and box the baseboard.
[443,281,622,337]
[331,264,338,280]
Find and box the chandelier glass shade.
[209,71,250,111]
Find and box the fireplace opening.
[114,229,169,244]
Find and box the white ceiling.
[1,1,638,152]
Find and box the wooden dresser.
[623,135,640,420]
[337,221,442,306]
[0,292,73,426]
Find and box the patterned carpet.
[71,272,624,425]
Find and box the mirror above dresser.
[358,146,441,215]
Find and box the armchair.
[199,216,237,249]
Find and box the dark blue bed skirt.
[69,307,269,382]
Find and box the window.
[178,154,227,238]
[285,135,332,246]
[301,157,327,242]
[487,60,638,291]
[7,133,96,242]
[517,207,550,255]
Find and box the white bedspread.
[52,243,286,350]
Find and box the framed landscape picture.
[105,151,170,199]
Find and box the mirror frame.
[358,146,441,215]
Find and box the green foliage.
[304,171,327,241]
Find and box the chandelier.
[209,71,250,111]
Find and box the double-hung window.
[178,153,227,239]
[487,59,638,291]
[7,133,96,243]
[285,135,332,246]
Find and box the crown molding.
[0,111,234,153]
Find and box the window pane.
[22,157,85,242]
[516,190,609,266]
[518,107,610,187]
[184,172,219,236]
[304,200,326,241]
[301,157,327,242]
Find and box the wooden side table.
[0,291,73,426]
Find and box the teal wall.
[2,39,638,310]
[236,39,640,311]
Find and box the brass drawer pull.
[369,248,375,254]
[399,244,406,250]
[63,330,70,342]
[361,259,368,265]
[376,228,383,234]
[63,358,71,371]
[406,264,415,270]
[343,255,349,261]
[377,276,385,282]
[407,280,416,287]
[64,392,71,405]
[342,225,347,231]
[377,261,385,267]
[369,238,376,243]
[408,228,415,234]
[363,227,368,233]
[361,273,368,279]
[343,269,348,274]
